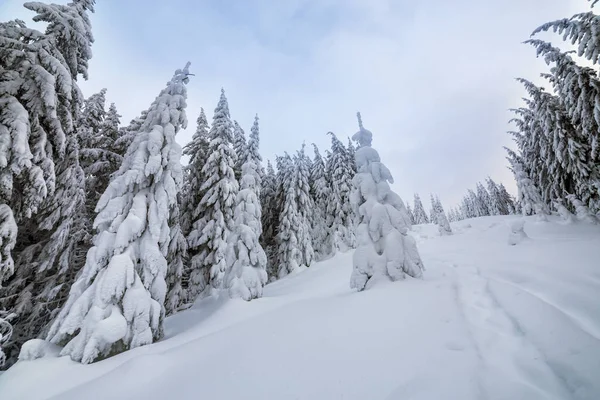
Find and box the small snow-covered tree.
[567,194,599,224]
[429,194,438,225]
[187,89,239,299]
[506,149,549,220]
[406,204,416,225]
[225,125,267,300]
[350,113,423,291]
[233,121,248,181]
[412,194,429,224]
[433,195,452,235]
[45,63,191,364]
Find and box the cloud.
[1,0,591,207]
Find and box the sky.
[0,0,592,208]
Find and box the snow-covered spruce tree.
[309,144,333,260]
[260,160,279,279]
[248,115,264,187]
[497,183,516,214]
[225,124,267,300]
[233,121,248,182]
[511,78,591,207]
[44,63,191,364]
[475,183,491,216]
[294,145,315,268]
[462,192,477,219]
[0,0,96,368]
[80,97,124,224]
[350,113,423,291]
[485,177,503,215]
[406,204,416,224]
[4,133,88,366]
[165,191,188,315]
[412,194,429,224]
[275,146,314,279]
[506,148,549,220]
[275,153,301,278]
[429,194,438,224]
[346,137,357,174]
[326,132,356,251]
[433,195,452,235]
[187,89,238,300]
[181,108,210,237]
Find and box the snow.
[1,215,599,400]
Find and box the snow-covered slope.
[1,216,599,400]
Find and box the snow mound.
[0,215,598,400]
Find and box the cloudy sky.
[0,0,591,207]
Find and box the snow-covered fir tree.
[225,123,267,300]
[310,144,333,260]
[44,63,191,364]
[233,121,248,182]
[350,113,423,291]
[187,89,239,299]
[412,194,429,224]
[326,132,355,251]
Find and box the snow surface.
[1,215,599,400]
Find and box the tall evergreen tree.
[0,0,96,368]
[326,132,355,251]
[275,153,301,278]
[350,113,423,291]
[225,125,267,300]
[187,89,238,299]
[45,63,191,364]
[310,144,333,260]
[260,160,279,279]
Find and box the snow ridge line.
[452,262,573,400]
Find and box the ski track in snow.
[452,261,572,400]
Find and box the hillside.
[1,215,599,400]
